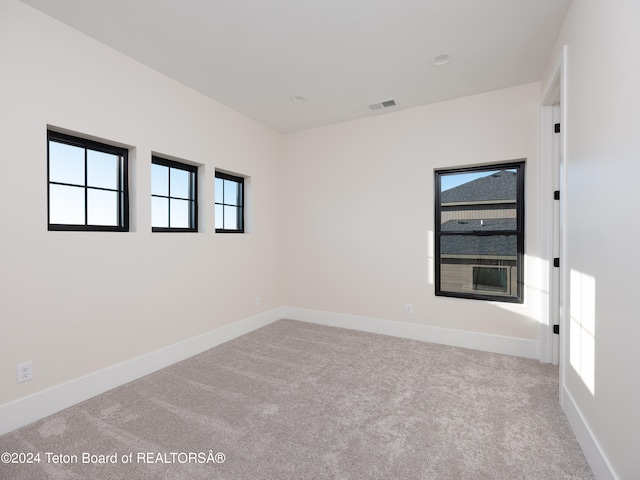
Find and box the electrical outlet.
[255,297,261,308]
[405,304,413,315]
[17,361,33,383]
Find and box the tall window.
[48,130,128,231]
[215,171,244,233]
[151,157,198,232]
[434,161,525,303]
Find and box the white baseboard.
[0,307,284,436]
[282,306,538,359]
[562,387,619,480]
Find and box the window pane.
[473,267,508,292]
[440,169,517,232]
[151,164,169,196]
[170,168,190,199]
[224,205,239,230]
[440,169,516,197]
[223,179,239,206]
[440,235,517,297]
[152,197,169,228]
[49,141,84,185]
[49,184,85,224]
[215,177,224,204]
[215,204,224,229]
[87,189,118,226]
[87,150,118,189]
[170,199,190,228]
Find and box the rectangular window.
[435,161,525,303]
[151,156,198,232]
[48,130,128,231]
[215,171,244,233]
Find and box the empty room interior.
[0,0,638,479]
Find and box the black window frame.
[215,171,245,234]
[151,156,198,233]
[434,161,525,303]
[47,130,129,232]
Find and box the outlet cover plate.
[17,361,33,383]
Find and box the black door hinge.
[554,190,560,200]
[554,123,561,133]
[553,325,560,335]
[553,258,560,268]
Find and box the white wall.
[543,1,640,478]
[0,0,284,407]
[283,83,542,341]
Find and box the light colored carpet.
[0,319,593,479]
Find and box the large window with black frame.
[215,171,244,233]
[151,156,198,232]
[434,161,525,303]
[47,130,129,231]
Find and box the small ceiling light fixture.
[289,95,306,104]
[431,54,452,66]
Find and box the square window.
[151,156,198,232]
[48,130,128,231]
[215,171,244,233]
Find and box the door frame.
[539,45,567,402]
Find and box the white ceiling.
[21,0,571,133]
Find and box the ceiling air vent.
[368,99,397,111]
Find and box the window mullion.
[439,230,516,237]
[238,182,243,230]
[190,171,196,228]
[167,167,172,228]
[84,147,88,226]
[221,180,225,228]
[118,154,123,226]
